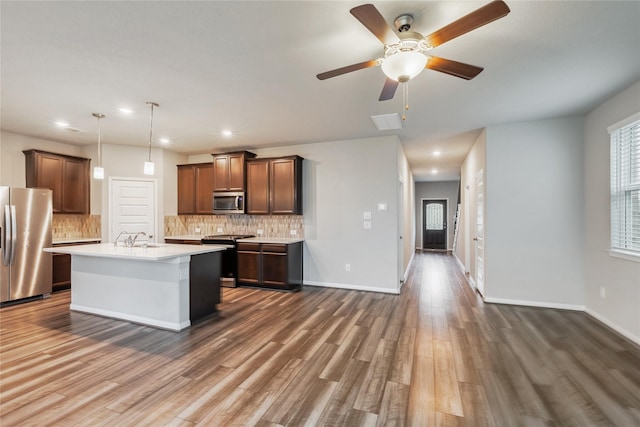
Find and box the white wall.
[252,136,405,293]
[584,80,640,343]
[484,117,585,308]
[414,180,459,250]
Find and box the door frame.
[474,169,485,297]
[107,177,158,243]
[420,197,449,250]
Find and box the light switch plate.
[364,221,372,229]
[363,211,372,220]
[377,203,388,211]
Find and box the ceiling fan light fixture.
[381,51,427,81]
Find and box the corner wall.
[583,80,640,343]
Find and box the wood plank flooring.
[1,251,639,426]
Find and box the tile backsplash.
[53,214,101,240]
[165,215,304,238]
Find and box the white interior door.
[475,170,485,296]
[109,178,156,243]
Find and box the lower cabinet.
[237,241,302,290]
[165,238,202,245]
[52,240,101,291]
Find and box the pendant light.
[144,101,159,175]
[92,113,105,179]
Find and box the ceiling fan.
[316,1,511,102]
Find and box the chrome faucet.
[113,231,129,246]
[130,232,147,246]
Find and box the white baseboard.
[70,304,190,331]
[403,251,415,284]
[304,281,400,295]
[585,308,640,346]
[483,297,585,312]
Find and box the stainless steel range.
[201,234,254,287]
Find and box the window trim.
[608,111,640,260]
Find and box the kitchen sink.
[133,242,167,248]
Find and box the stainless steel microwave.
[213,192,245,214]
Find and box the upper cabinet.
[177,163,214,215]
[23,150,90,214]
[212,151,256,192]
[246,156,303,215]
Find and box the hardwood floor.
[1,251,639,426]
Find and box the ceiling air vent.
[370,113,403,131]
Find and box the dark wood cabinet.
[164,238,202,245]
[212,151,256,192]
[246,156,303,215]
[237,241,303,290]
[246,159,270,215]
[177,163,214,215]
[24,150,90,214]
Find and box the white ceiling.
[2,1,639,181]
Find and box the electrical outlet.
[257,229,264,235]
[194,227,201,234]
[217,227,223,233]
[345,264,351,272]
[290,229,297,235]
[600,287,606,298]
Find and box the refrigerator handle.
[9,205,17,265]
[2,205,10,266]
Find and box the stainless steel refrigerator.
[1,187,53,303]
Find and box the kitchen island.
[44,243,226,331]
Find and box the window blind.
[610,113,640,254]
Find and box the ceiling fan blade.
[426,56,484,80]
[316,60,378,80]
[425,0,510,48]
[350,4,399,45]
[379,78,399,101]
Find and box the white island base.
[46,244,224,331]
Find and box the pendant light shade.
[144,102,159,176]
[92,113,105,180]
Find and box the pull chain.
[401,81,410,121]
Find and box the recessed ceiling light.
[433,150,441,156]
[222,130,233,137]
[55,121,69,128]
[431,169,438,174]
[160,137,170,144]
[119,107,133,114]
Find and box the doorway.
[422,199,447,250]
[109,178,157,243]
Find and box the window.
[425,203,444,230]
[609,112,640,259]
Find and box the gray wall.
[485,117,585,308]
[414,180,459,250]
[584,80,640,343]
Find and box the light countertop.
[238,237,304,244]
[53,238,102,245]
[44,242,227,261]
